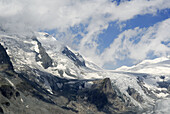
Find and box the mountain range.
[0,31,170,114]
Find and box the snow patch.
[21,98,24,103]
[5,78,15,89]
[156,93,169,98]
[84,81,93,88]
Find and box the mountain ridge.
[0,33,137,114]
[115,57,170,75]
[0,32,170,113]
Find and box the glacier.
[0,31,170,113]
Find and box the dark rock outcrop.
[1,102,10,107]
[137,76,157,99]
[0,44,13,71]
[62,47,86,67]
[0,107,4,114]
[33,38,53,69]
[0,85,15,99]
[86,78,116,109]
[157,81,170,89]
[127,87,144,103]
[78,78,136,113]
[168,85,170,91]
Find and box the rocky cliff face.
[0,44,13,71]
[62,46,86,67]
[1,32,170,113]
[0,44,137,114]
[33,37,53,69]
[77,78,137,113]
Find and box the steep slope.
[115,57,170,113]
[0,43,76,114]
[115,57,170,99]
[0,33,138,113]
[1,31,170,113]
[0,44,13,71]
[0,42,137,114]
[0,32,103,80]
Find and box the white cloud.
[0,0,170,32]
[74,0,170,67]
[0,0,22,17]
[0,0,170,69]
[96,18,170,69]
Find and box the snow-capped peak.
[1,32,170,113]
[116,57,170,75]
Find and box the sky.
[0,0,170,69]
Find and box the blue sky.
[1,0,170,69]
[98,9,170,54]
[55,4,170,69]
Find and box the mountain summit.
[0,32,170,113]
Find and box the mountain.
[115,57,170,113]
[0,31,170,113]
[116,57,170,75]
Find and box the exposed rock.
[0,107,4,114]
[58,70,64,77]
[33,37,52,69]
[15,91,20,97]
[1,102,10,107]
[157,81,170,89]
[137,77,157,99]
[86,88,108,109]
[0,41,139,114]
[65,68,76,78]
[62,47,86,67]
[0,44,13,71]
[127,87,144,103]
[0,85,15,99]
[78,78,135,113]
[87,78,116,109]
[168,85,170,91]
[44,33,50,37]
[0,43,75,114]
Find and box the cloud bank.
[0,0,170,69]
[99,18,170,69]
[1,0,170,31]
